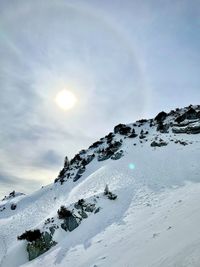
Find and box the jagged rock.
[10,203,17,210]
[150,140,168,147]
[139,130,146,139]
[129,132,138,138]
[82,154,95,166]
[172,122,200,134]
[104,185,117,200]
[89,140,104,149]
[137,119,148,124]
[73,166,86,182]
[175,108,200,123]
[27,232,56,261]
[49,226,57,235]
[174,140,188,146]
[111,150,124,160]
[84,203,96,212]
[107,192,117,200]
[57,168,67,180]
[74,199,85,210]
[97,148,114,161]
[64,156,69,168]
[157,122,169,133]
[109,141,122,152]
[128,128,137,138]
[78,210,88,219]
[61,216,79,232]
[105,132,115,143]
[94,207,101,214]
[57,206,72,219]
[2,191,25,201]
[149,119,154,127]
[155,111,167,122]
[114,124,132,135]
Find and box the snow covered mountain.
[0,105,200,267]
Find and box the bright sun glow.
[55,90,77,110]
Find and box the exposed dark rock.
[64,156,69,168]
[149,119,154,127]
[10,203,17,210]
[155,111,167,122]
[105,132,115,143]
[78,210,88,219]
[129,133,138,138]
[139,130,146,139]
[175,108,200,123]
[97,148,113,161]
[70,154,82,165]
[57,168,67,180]
[85,203,96,212]
[82,154,95,166]
[150,140,168,147]
[74,199,85,210]
[157,122,169,133]
[73,166,86,182]
[137,119,148,123]
[18,230,42,242]
[174,140,188,146]
[2,191,25,201]
[114,124,132,135]
[61,216,79,232]
[26,232,56,261]
[104,185,117,200]
[107,192,117,200]
[57,206,72,219]
[111,150,124,160]
[89,140,104,149]
[109,141,122,152]
[94,207,101,214]
[96,140,122,162]
[172,123,200,134]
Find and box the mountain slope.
[0,105,200,267]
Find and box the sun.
[55,90,77,110]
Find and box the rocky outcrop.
[104,185,117,200]
[114,124,132,135]
[172,122,200,134]
[2,191,25,201]
[27,232,56,261]
[55,105,200,185]
[18,230,57,261]
[175,108,200,123]
[61,216,79,232]
[157,122,169,133]
[155,111,167,122]
[111,150,124,160]
[151,140,168,147]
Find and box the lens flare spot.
[128,163,135,170]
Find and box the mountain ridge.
[0,104,200,267]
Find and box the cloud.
[34,149,63,168]
[0,171,41,197]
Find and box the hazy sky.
[0,0,199,197]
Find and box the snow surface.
[0,107,200,267]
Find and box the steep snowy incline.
[0,105,200,267]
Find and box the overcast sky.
[0,0,199,197]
